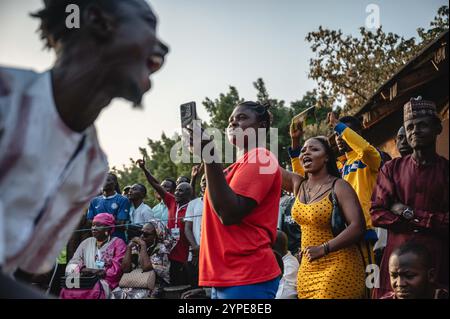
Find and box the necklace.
[306,182,323,200]
[304,177,332,204]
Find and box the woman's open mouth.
[303,157,313,168]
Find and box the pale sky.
[0,0,447,168]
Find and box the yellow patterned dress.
[292,193,366,299]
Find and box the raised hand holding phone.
[180,101,215,161]
[180,101,198,130]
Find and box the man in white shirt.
[0,0,168,297]
[273,231,299,299]
[184,174,206,287]
[128,183,155,225]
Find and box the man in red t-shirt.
[187,101,282,299]
[137,159,192,285]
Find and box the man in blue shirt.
[87,173,131,241]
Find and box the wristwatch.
[402,207,414,220]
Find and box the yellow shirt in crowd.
[290,122,382,230]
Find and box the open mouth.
[147,55,163,73]
[303,157,313,167]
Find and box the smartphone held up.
[290,105,316,133]
[180,101,204,153]
[180,101,198,129]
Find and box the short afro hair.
[135,183,147,197]
[162,178,176,191]
[391,241,433,269]
[31,0,122,49]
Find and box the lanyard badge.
[171,204,187,241]
[95,250,105,269]
[171,227,180,241]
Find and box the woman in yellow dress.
[281,136,366,299]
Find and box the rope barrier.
[71,213,204,233]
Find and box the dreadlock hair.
[30,0,122,49]
[237,101,273,130]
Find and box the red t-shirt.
[199,147,282,287]
[163,192,190,263]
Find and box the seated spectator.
[128,183,155,225]
[87,173,131,242]
[381,241,448,299]
[273,231,299,299]
[114,221,176,299]
[60,213,126,299]
[127,224,144,242]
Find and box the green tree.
[112,133,192,207]
[306,5,449,113]
[114,82,334,184]
[306,26,418,112]
[113,6,448,197]
[417,6,449,46]
[254,78,291,168]
[202,78,297,168]
[290,90,333,140]
[203,86,243,131]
